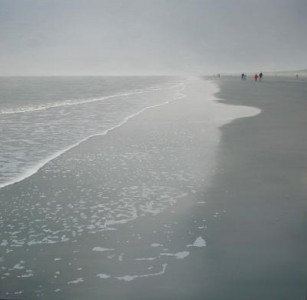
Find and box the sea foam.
[0,81,185,190]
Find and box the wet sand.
[1,76,306,299]
[200,76,307,299]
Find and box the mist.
[0,0,306,75]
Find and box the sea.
[0,76,260,299]
[0,76,185,189]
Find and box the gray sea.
[0,76,259,299]
[0,76,184,188]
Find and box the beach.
[200,77,307,299]
[0,76,306,299]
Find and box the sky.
[0,0,306,76]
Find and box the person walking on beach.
[254,73,259,81]
[259,72,263,81]
[241,73,244,80]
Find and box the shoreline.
[199,76,307,299]
[0,77,257,299]
[1,76,303,299]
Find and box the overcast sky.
[0,0,306,75]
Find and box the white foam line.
[67,277,84,285]
[92,247,114,252]
[0,91,141,115]
[0,83,186,190]
[0,83,183,115]
[115,264,168,282]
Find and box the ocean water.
[0,76,260,299]
[0,76,185,188]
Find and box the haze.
[0,0,306,76]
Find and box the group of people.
[241,72,263,81]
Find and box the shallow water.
[0,76,184,188]
[0,77,259,299]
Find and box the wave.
[0,83,182,115]
[0,83,186,190]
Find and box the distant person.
[259,72,263,81]
[254,73,259,81]
[296,74,299,79]
[241,73,244,80]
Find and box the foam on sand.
[188,236,207,247]
[67,277,84,284]
[160,251,190,259]
[92,247,114,252]
[115,264,168,282]
[97,274,111,279]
